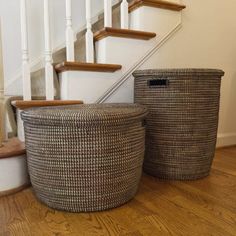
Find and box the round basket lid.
[21,103,148,126]
[133,68,225,78]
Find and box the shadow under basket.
[133,68,225,180]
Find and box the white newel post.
[65,0,75,61]
[104,0,112,27]
[20,0,31,101]
[86,0,94,63]
[44,0,54,100]
[121,0,129,29]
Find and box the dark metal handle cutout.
[148,79,169,87]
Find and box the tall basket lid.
[133,68,225,78]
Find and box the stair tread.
[129,0,186,12]
[55,62,122,73]
[0,138,26,159]
[94,27,156,41]
[11,100,84,110]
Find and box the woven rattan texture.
[21,104,148,212]
[134,69,224,180]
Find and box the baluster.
[86,0,94,63]
[20,0,31,101]
[0,22,6,146]
[65,0,75,61]
[121,0,129,29]
[44,0,54,100]
[104,0,112,27]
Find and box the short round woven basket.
[21,104,148,212]
[133,69,225,180]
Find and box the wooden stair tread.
[11,100,84,110]
[94,27,156,41]
[129,0,186,12]
[55,62,122,73]
[0,138,26,159]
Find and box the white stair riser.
[130,6,181,34]
[59,70,121,103]
[96,37,156,68]
[0,155,29,192]
[59,5,183,104]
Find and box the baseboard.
[216,133,236,148]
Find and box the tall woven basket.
[133,69,224,180]
[21,104,148,212]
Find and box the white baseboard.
[217,133,236,148]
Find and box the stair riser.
[59,3,183,104]
[130,6,181,33]
[96,36,156,68]
[59,70,121,103]
[0,155,29,195]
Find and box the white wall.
[0,0,118,95]
[138,0,236,146]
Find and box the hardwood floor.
[0,147,236,236]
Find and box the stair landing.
[0,138,26,159]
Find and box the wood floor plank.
[0,147,236,235]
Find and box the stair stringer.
[59,7,183,104]
[98,22,182,103]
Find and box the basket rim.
[21,103,148,126]
[133,68,225,78]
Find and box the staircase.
[0,0,186,196]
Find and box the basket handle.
[148,79,169,88]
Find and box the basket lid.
[21,103,148,126]
[133,69,225,78]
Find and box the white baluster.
[0,22,6,146]
[104,0,112,27]
[121,0,129,29]
[44,0,54,100]
[20,0,31,101]
[65,0,75,61]
[86,0,94,63]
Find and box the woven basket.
[21,104,148,212]
[133,69,224,180]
